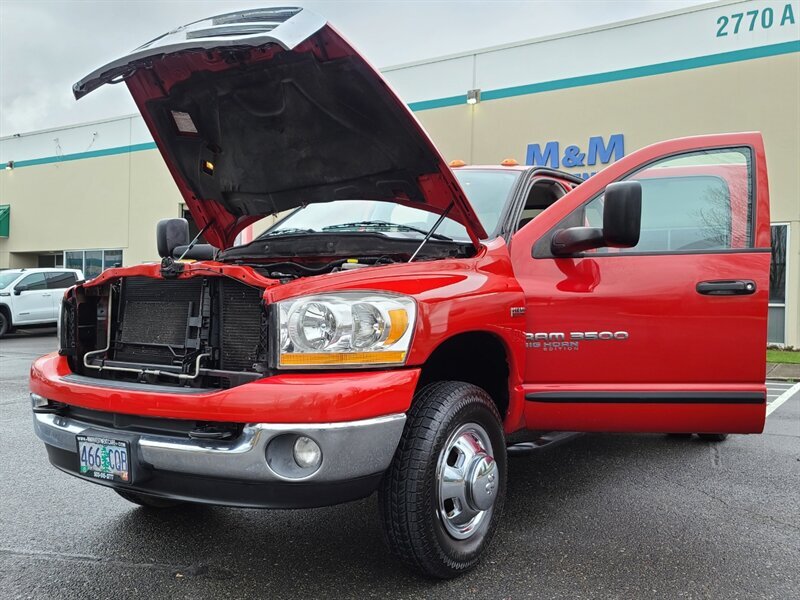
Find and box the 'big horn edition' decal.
[526,331,629,352]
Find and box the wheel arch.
[0,302,12,325]
[415,331,515,422]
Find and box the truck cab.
[30,7,770,579]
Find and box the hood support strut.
[409,203,454,263]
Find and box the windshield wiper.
[322,220,452,241]
[260,227,316,237]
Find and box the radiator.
[110,276,266,372]
[220,278,265,371]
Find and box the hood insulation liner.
[146,51,441,219]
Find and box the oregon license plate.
[76,435,131,483]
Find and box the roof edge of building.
[381,0,740,72]
[0,113,142,142]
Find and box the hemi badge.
[510,307,526,317]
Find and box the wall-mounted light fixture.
[4,161,13,170]
[466,89,481,105]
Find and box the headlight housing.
[275,292,416,368]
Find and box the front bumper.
[30,353,418,507]
[30,353,419,423]
[33,409,405,508]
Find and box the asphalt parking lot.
[1,332,798,599]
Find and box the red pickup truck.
[31,8,770,578]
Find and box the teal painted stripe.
[1,142,157,169]
[408,93,467,112]
[411,40,800,111]
[2,40,797,168]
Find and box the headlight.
[276,292,416,368]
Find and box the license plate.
[76,435,131,483]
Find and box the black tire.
[698,433,729,442]
[0,311,9,338]
[114,489,185,508]
[379,381,507,579]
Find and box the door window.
[768,224,788,344]
[581,149,752,253]
[516,179,568,231]
[46,272,78,290]
[17,273,47,291]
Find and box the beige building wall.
[0,149,183,267]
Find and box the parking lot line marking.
[766,382,800,417]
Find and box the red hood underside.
[73,8,486,249]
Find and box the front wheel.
[0,312,9,338]
[379,381,506,579]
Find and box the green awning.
[0,205,8,238]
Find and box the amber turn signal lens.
[279,351,407,366]
[449,159,466,167]
[500,158,518,166]
[385,309,409,345]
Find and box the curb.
[766,362,800,383]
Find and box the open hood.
[73,7,486,249]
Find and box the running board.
[506,432,582,456]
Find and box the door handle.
[696,280,756,296]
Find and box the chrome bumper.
[33,411,405,483]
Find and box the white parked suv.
[0,268,83,337]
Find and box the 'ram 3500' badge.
[526,331,629,351]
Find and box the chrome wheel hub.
[436,423,497,540]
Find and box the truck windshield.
[259,170,520,241]
[0,272,20,289]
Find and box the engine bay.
[218,231,475,281]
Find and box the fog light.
[293,436,322,469]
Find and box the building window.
[37,253,64,268]
[104,249,123,269]
[85,251,103,279]
[63,249,124,280]
[768,224,788,345]
[65,251,83,272]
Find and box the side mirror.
[551,181,641,255]
[156,218,189,259]
[602,181,642,248]
[13,285,26,295]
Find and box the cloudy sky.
[0,0,715,136]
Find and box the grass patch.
[767,349,800,364]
